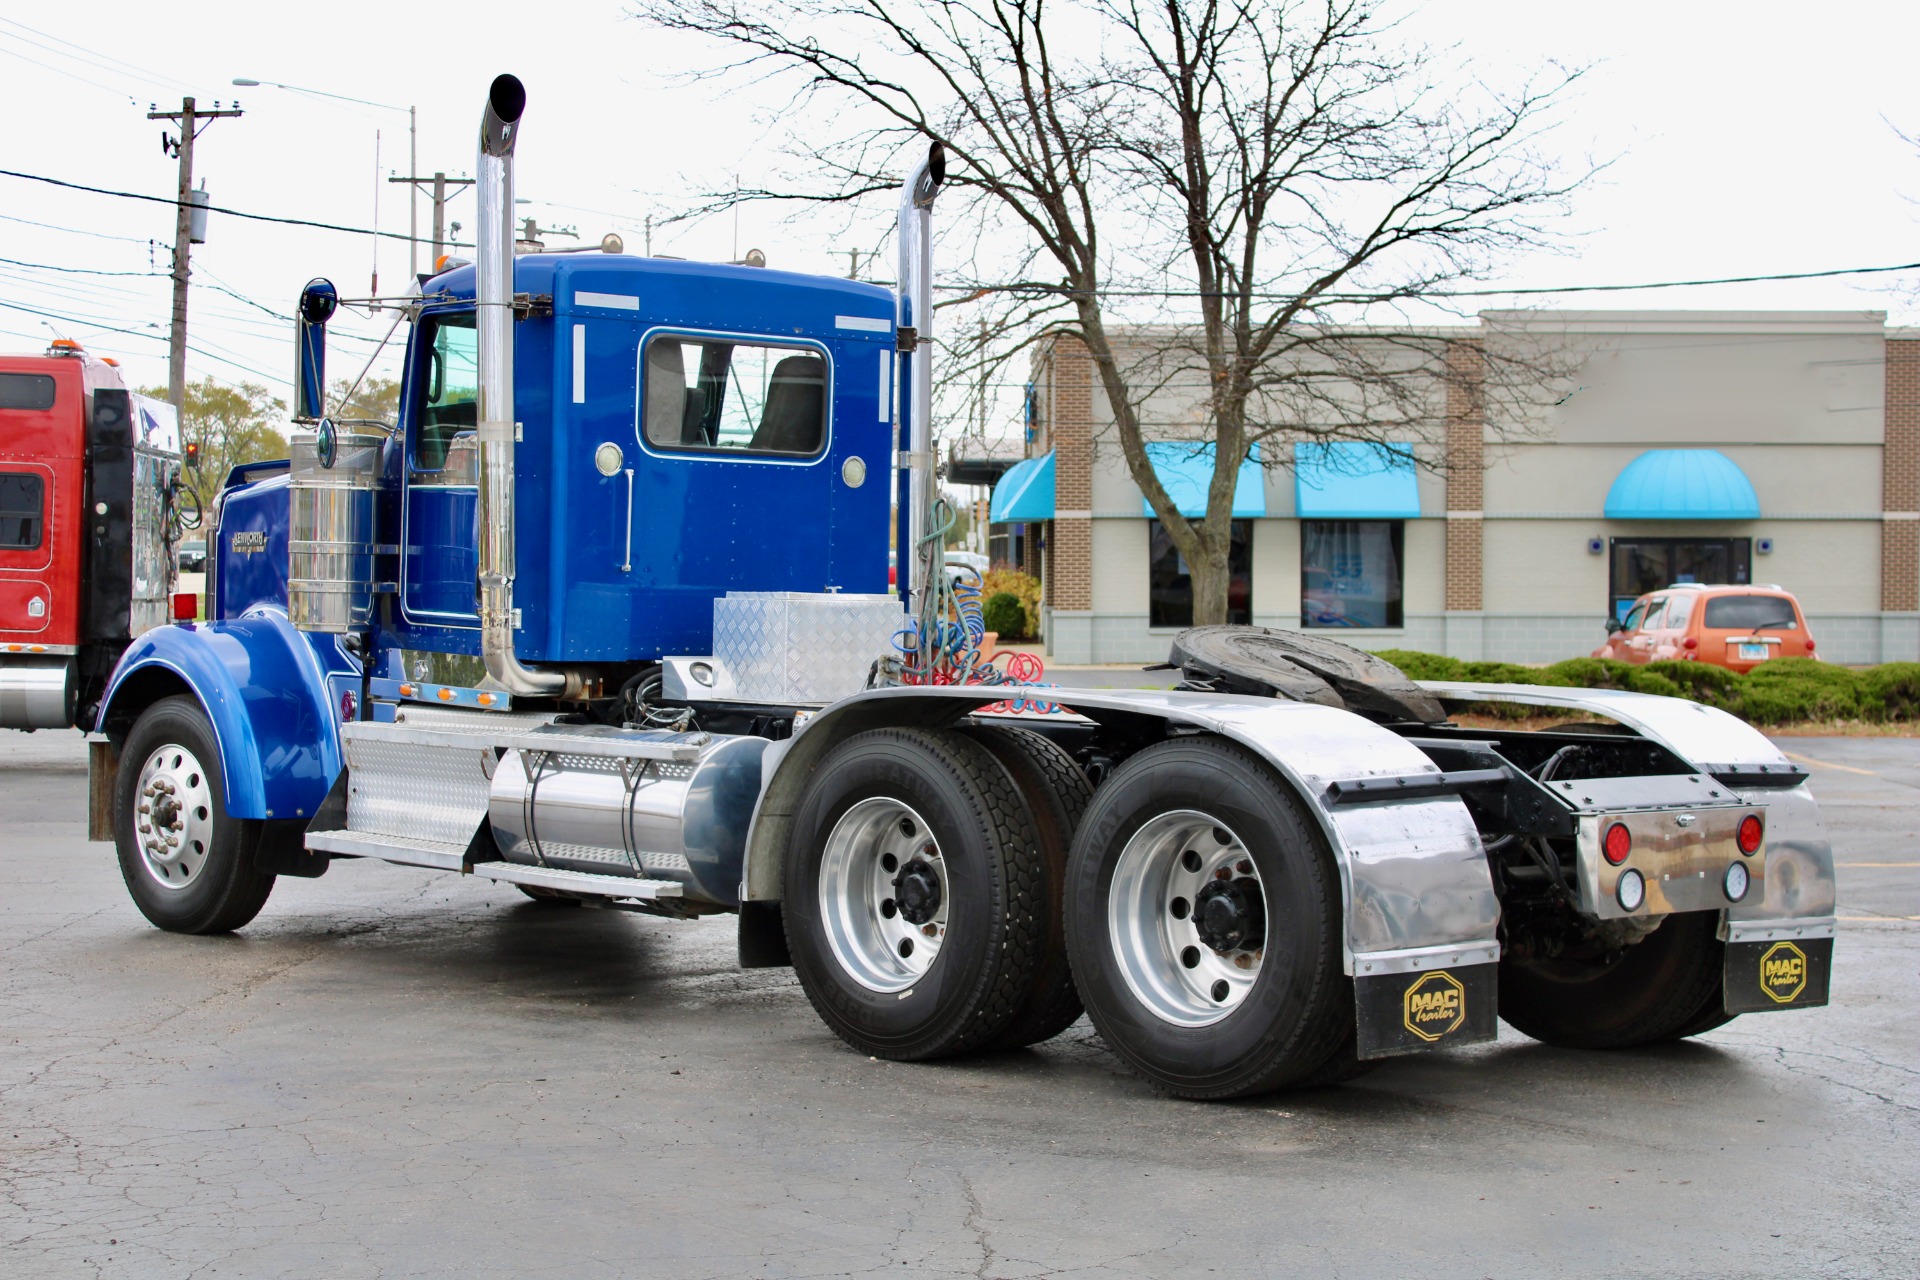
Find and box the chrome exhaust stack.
[895,141,944,613]
[473,74,573,698]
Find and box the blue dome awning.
[1293,441,1420,519]
[1604,449,1759,520]
[1140,443,1266,518]
[990,451,1055,523]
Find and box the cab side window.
[1664,594,1693,629]
[414,313,479,475]
[642,335,826,456]
[0,473,43,549]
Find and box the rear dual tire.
[1063,737,1352,1099]
[783,727,1050,1060]
[1499,911,1733,1049]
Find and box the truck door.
[401,311,481,625]
[0,369,69,642]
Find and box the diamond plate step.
[305,829,472,871]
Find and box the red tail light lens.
[170,592,197,621]
[1804,638,1815,653]
[1737,813,1764,855]
[1603,822,1632,865]
[1682,636,1697,650]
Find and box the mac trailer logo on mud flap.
[230,531,267,556]
[1760,941,1809,1004]
[1402,970,1466,1041]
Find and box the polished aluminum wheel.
[1108,810,1267,1027]
[818,797,947,993]
[133,742,215,891]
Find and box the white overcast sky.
[2,1,1917,421]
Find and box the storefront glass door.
[1609,537,1751,620]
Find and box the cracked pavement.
[1,730,1915,1278]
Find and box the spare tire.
[1169,625,1445,724]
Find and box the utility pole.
[148,97,243,413]
[390,171,474,268]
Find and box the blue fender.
[97,609,355,821]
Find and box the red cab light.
[1603,822,1632,865]
[1737,813,1764,855]
[170,592,198,621]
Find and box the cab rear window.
[0,374,56,411]
[0,472,44,549]
[1703,595,1799,630]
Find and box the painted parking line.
[1837,862,1920,868]
[1781,751,1879,777]
[1838,916,1920,923]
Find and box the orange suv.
[1594,584,1815,673]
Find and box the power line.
[0,298,287,385]
[0,211,154,243]
[0,254,162,278]
[0,166,462,248]
[0,16,194,93]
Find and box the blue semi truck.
[86,76,1837,1097]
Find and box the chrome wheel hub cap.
[1108,810,1267,1027]
[134,743,214,891]
[819,797,947,993]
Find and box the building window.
[1608,537,1750,621]
[0,473,45,549]
[1148,519,1251,628]
[1301,520,1403,629]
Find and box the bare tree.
[637,0,1589,623]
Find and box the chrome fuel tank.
[487,725,768,906]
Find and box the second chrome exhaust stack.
[473,74,575,698]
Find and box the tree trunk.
[1188,529,1233,626]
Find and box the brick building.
[993,311,1920,665]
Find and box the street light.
[232,77,419,278]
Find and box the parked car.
[1595,583,1814,672]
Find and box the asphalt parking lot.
[1,724,1915,1279]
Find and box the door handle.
[621,468,634,573]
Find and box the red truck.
[0,339,185,731]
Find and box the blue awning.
[1293,442,1420,519]
[1605,449,1759,520]
[1140,443,1266,518]
[991,451,1055,522]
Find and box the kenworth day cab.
[86,77,1834,1098]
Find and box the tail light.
[170,592,198,621]
[1804,638,1816,653]
[1603,822,1632,865]
[1682,636,1697,650]
[1737,813,1763,855]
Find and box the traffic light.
[184,440,202,470]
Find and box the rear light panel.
[1577,799,1763,919]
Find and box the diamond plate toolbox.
[713,592,902,703]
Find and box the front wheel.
[115,695,275,934]
[1499,910,1731,1048]
[1064,737,1350,1099]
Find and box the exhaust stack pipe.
[896,141,944,614]
[474,74,572,698]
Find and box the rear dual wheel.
[1499,911,1733,1048]
[783,727,1051,1060]
[1064,737,1353,1099]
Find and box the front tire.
[1064,737,1349,1099]
[115,695,275,934]
[1499,910,1732,1048]
[783,727,1047,1061]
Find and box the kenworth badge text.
[85,76,1834,1098]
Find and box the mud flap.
[1723,937,1832,1014]
[1355,963,1499,1060]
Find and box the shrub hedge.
[1372,648,1912,726]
